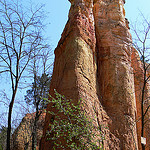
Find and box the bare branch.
[143,105,150,118]
[0,70,9,74]
[0,1,50,149]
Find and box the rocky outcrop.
[40,0,149,149]
[131,47,150,150]
[12,112,46,150]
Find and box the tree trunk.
[141,62,146,150]
[32,103,39,150]
[142,144,145,150]
[6,89,17,150]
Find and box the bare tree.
[0,0,49,149]
[131,13,150,150]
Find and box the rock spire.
[40,0,149,149]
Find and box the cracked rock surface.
[40,0,150,149]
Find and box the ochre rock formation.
[40,0,150,149]
[131,47,150,150]
[93,0,138,149]
[12,112,46,150]
[41,0,110,148]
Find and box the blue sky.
[35,0,71,51]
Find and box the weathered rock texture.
[131,47,150,150]
[40,0,110,148]
[93,0,138,149]
[12,112,46,150]
[40,0,149,149]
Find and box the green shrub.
[46,90,105,150]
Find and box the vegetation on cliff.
[46,90,105,150]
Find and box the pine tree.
[24,73,51,150]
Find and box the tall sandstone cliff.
[40,0,149,149]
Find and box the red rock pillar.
[40,0,140,149]
[40,0,108,149]
[93,0,138,149]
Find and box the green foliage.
[47,90,105,150]
[25,73,51,109]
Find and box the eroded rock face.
[40,0,149,149]
[93,0,138,149]
[12,112,46,150]
[131,47,150,150]
[40,0,110,149]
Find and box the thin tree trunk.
[141,61,146,150]
[6,89,17,150]
[142,144,145,150]
[32,103,40,150]
[32,72,39,150]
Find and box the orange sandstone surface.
[40,0,149,149]
[131,47,150,150]
[12,112,46,150]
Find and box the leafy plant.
[46,90,105,150]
